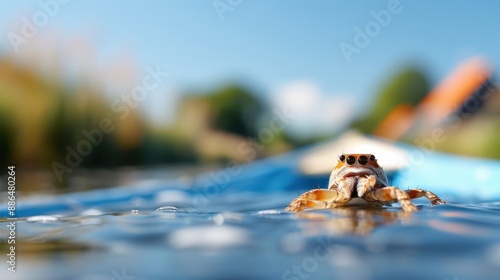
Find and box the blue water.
[2,149,500,280]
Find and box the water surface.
[2,148,500,280]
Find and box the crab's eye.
[370,155,376,161]
[339,155,345,162]
[346,155,356,165]
[358,155,368,165]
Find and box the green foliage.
[488,127,500,158]
[47,92,76,160]
[353,67,430,132]
[140,133,199,165]
[46,89,120,168]
[206,85,265,138]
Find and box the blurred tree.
[140,132,199,165]
[174,85,280,162]
[0,111,12,167]
[207,85,265,138]
[352,67,430,132]
[47,87,122,169]
[47,92,76,161]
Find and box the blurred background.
[1,0,499,193]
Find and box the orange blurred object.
[418,56,491,122]
[373,104,415,140]
[374,57,492,140]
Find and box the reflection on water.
[1,197,500,280]
[295,207,413,236]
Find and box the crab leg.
[364,186,418,212]
[285,189,351,212]
[406,189,446,205]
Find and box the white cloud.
[272,80,356,138]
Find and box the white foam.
[156,206,178,212]
[26,215,59,223]
[169,225,249,249]
[80,208,104,216]
[155,190,189,204]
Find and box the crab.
[285,154,446,212]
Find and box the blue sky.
[1,0,499,135]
